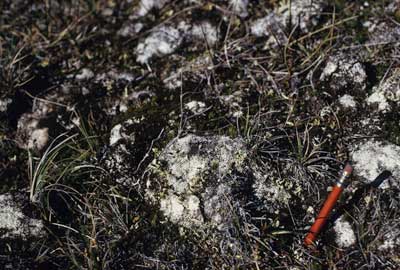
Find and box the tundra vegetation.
[1,0,400,269]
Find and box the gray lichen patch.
[103,135,137,185]
[229,0,249,18]
[250,0,323,47]
[333,217,356,248]
[136,24,186,64]
[281,0,324,32]
[159,194,204,226]
[146,134,248,228]
[0,98,12,112]
[364,19,400,45]
[367,68,400,112]
[136,21,219,64]
[162,54,213,90]
[16,114,49,152]
[338,94,357,109]
[351,140,400,189]
[252,162,292,212]
[133,0,171,18]
[378,223,400,253]
[319,53,367,94]
[189,22,218,46]
[109,118,137,146]
[251,12,288,47]
[0,193,45,240]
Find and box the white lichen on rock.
[190,22,218,46]
[109,124,123,146]
[184,100,206,114]
[334,217,356,248]
[75,68,94,80]
[117,22,144,37]
[320,53,367,93]
[351,140,400,189]
[0,98,12,112]
[250,0,323,46]
[339,94,356,109]
[0,194,45,239]
[378,225,400,252]
[136,25,184,64]
[160,194,203,226]
[146,135,248,228]
[219,92,244,119]
[279,0,324,32]
[16,114,49,151]
[251,13,288,47]
[367,91,389,112]
[163,54,213,89]
[135,0,170,18]
[202,184,232,230]
[253,164,292,210]
[229,0,248,18]
[367,69,400,112]
[364,19,400,45]
[136,21,218,63]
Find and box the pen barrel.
[304,185,344,246]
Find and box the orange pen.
[304,164,353,247]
